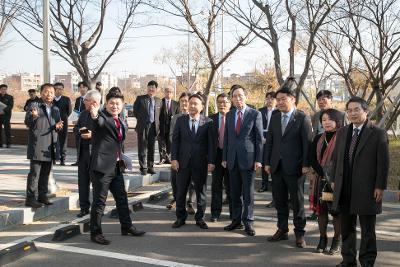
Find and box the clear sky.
[0,2,298,79]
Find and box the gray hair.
[84,89,101,103]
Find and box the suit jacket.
[0,94,14,119]
[264,109,312,176]
[222,106,263,171]
[54,95,72,122]
[171,114,214,169]
[259,107,279,139]
[331,122,389,215]
[312,110,347,136]
[25,101,61,161]
[133,94,161,133]
[75,110,93,159]
[74,96,86,113]
[90,110,126,174]
[24,97,40,112]
[159,98,179,135]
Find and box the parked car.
[125,103,134,117]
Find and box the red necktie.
[235,111,242,135]
[219,115,225,149]
[114,117,122,141]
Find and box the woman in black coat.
[309,108,343,255]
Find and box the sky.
[0,1,298,79]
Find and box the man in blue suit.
[222,85,263,236]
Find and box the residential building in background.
[4,73,42,91]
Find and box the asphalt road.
[3,189,400,267]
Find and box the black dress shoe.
[245,224,255,236]
[38,198,53,205]
[335,262,357,267]
[196,220,209,229]
[71,162,79,166]
[210,216,218,222]
[266,200,275,208]
[77,209,89,218]
[267,229,289,242]
[140,170,147,175]
[172,219,186,228]
[147,168,156,175]
[257,187,267,193]
[91,234,111,245]
[25,199,43,209]
[224,221,244,231]
[121,226,146,236]
[60,160,65,166]
[164,159,172,164]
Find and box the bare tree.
[154,40,208,91]
[12,0,143,87]
[151,0,253,113]
[0,0,23,49]
[318,0,400,128]
[225,0,339,104]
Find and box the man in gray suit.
[264,87,313,248]
[25,83,64,208]
[331,97,389,267]
[133,80,161,175]
[222,85,263,236]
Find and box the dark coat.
[0,94,14,119]
[171,114,214,169]
[331,122,389,215]
[264,109,313,176]
[222,107,263,171]
[24,97,40,112]
[75,110,94,159]
[74,96,86,113]
[159,98,179,135]
[259,107,279,139]
[133,94,161,133]
[54,95,72,122]
[25,101,61,161]
[90,110,126,175]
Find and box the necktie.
[281,114,289,135]
[167,100,170,114]
[191,119,196,138]
[149,97,155,123]
[235,111,242,135]
[348,128,360,165]
[219,115,225,149]
[114,117,122,160]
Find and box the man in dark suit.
[331,97,389,267]
[258,91,278,196]
[71,81,88,166]
[222,85,263,236]
[133,80,161,175]
[24,89,40,112]
[53,82,72,165]
[171,94,215,229]
[74,90,101,217]
[210,93,232,222]
[89,90,145,245]
[158,85,179,164]
[0,84,14,148]
[24,83,64,208]
[264,87,312,248]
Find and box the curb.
[0,172,161,231]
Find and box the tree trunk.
[203,68,217,116]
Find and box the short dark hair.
[54,82,64,88]
[217,92,229,100]
[229,84,246,96]
[0,84,7,89]
[147,80,158,88]
[78,81,88,88]
[265,91,276,99]
[189,93,204,104]
[316,90,333,100]
[179,92,191,100]
[319,108,344,129]
[346,96,368,111]
[40,83,54,92]
[106,91,124,102]
[28,89,36,93]
[276,86,295,98]
[109,87,122,94]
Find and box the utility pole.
[187,24,190,91]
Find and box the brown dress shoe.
[187,204,195,215]
[295,235,306,248]
[267,229,289,242]
[166,200,176,210]
[91,234,111,245]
